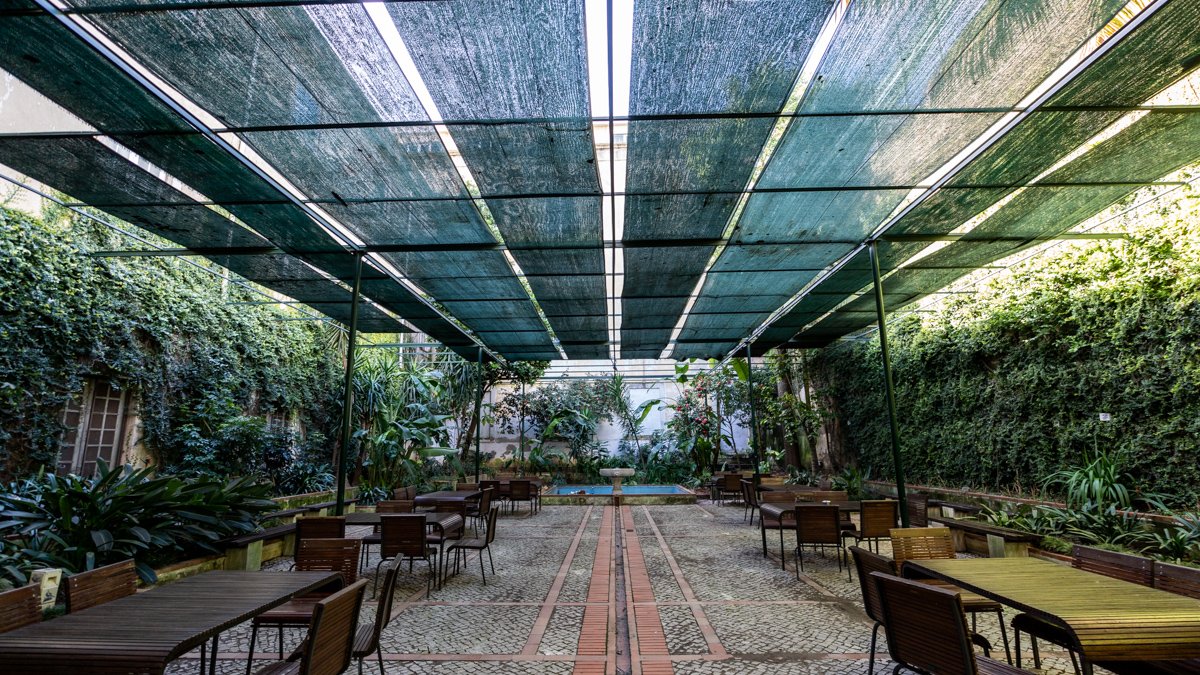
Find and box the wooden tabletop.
[0,570,339,674]
[904,557,1200,662]
[414,489,482,504]
[346,511,463,532]
[760,501,860,520]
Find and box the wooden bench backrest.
[1072,545,1153,586]
[0,584,41,632]
[1153,561,1200,599]
[65,559,137,613]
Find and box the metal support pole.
[334,253,363,516]
[519,380,526,463]
[474,347,484,483]
[869,241,909,526]
[745,343,761,476]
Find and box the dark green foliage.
[811,197,1200,507]
[0,462,275,586]
[0,207,345,487]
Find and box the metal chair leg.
[245,624,258,675]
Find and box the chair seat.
[449,537,487,551]
[254,595,321,624]
[761,516,796,530]
[1011,611,1072,645]
[977,655,1027,674]
[361,533,381,545]
[351,622,376,656]
[255,662,300,675]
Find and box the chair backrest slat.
[871,571,977,675]
[380,514,429,559]
[297,538,362,585]
[304,578,367,675]
[741,480,758,508]
[297,516,347,542]
[393,485,417,501]
[760,490,796,504]
[376,500,414,514]
[723,474,743,492]
[1072,545,1152,586]
[485,506,500,545]
[906,493,930,527]
[510,480,532,500]
[849,546,893,624]
[889,527,956,571]
[1154,560,1200,599]
[859,500,900,539]
[65,559,137,613]
[795,504,842,545]
[0,584,42,632]
[798,490,848,503]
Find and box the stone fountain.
[599,467,635,505]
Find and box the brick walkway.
[166,503,1092,674]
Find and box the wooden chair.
[479,480,506,511]
[255,578,368,675]
[248,538,362,666]
[293,516,346,567]
[741,479,759,525]
[796,490,849,502]
[906,492,930,527]
[849,546,892,675]
[890,527,1011,663]
[354,561,401,674]
[374,514,439,597]
[360,500,413,569]
[794,504,850,580]
[509,480,536,514]
[854,500,899,553]
[759,490,797,567]
[449,506,500,585]
[64,559,137,613]
[1013,545,1153,674]
[870,571,1024,675]
[392,485,417,501]
[465,487,495,535]
[0,584,41,633]
[428,502,467,585]
[722,474,745,506]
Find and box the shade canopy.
[2,0,1198,361]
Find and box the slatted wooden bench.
[221,524,296,571]
[928,516,1041,558]
[929,499,984,518]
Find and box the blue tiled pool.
[548,485,690,495]
[541,484,696,505]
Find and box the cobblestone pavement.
[163,501,1109,675]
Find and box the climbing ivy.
[811,189,1200,507]
[0,206,347,488]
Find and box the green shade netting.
[620,0,828,358]
[679,0,1130,359]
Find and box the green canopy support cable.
[745,343,761,478]
[869,241,909,526]
[474,347,484,483]
[334,252,363,517]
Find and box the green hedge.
[0,206,346,480]
[811,193,1200,507]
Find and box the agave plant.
[1044,451,1136,510]
[0,462,275,584]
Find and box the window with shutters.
[57,380,129,476]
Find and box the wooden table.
[346,510,464,534]
[760,501,861,520]
[414,489,482,506]
[903,557,1200,666]
[0,570,339,674]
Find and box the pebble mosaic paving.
[163,500,1113,675]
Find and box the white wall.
[470,379,750,459]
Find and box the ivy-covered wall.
[810,191,1200,507]
[0,206,346,487]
